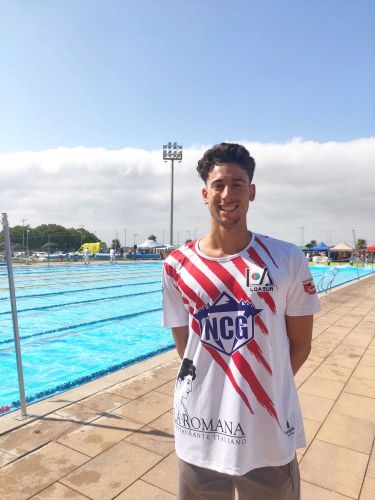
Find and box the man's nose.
[222,185,233,199]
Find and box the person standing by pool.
[109,247,116,264]
[83,247,90,265]
[162,143,320,499]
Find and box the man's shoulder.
[254,233,301,254]
[164,240,196,267]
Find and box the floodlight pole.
[163,142,183,246]
[1,213,28,418]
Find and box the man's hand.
[286,315,313,375]
[172,326,189,359]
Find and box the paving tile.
[342,333,372,348]
[300,439,368,498]
[30,481,88,499]
[367,448,375,478]
[324,352,361,369]
[108,373,167,400]
[299,376,345,400]
[116,479,177,499]
[301,481,353,499]
[316,412,375,454]
[294,364,316,384]
[353,363,375,381]
[298,392,335,422]
[334,344,366,357]
[148,362,180,381]
[298,419,321,455]
[344,375,375,398]
[54,402,105,423]
[114,391,173,424]
[333,393,375,423]
[125,411,175,456]
[360,476,375,500]
[313,364,353,384]
[78,390,130,412]
[58,413,144,457]
[0,442,89,500]
[154,380,176,396]
[0,414,79,457]
[61,441,162,500]
[360,354,375,367]
[0,450,17,467]
[142,451,179,495]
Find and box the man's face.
[202,162,255,229]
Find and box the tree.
[112,238,121,250]
[0,224,101,252]
[185,239,192,244]
[306,240,317,248]
[356,239,367,250]
[148,234,157,241]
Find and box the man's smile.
[219,203,239,213]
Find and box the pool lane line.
[3,343,175,413]
[8,272,161,286]
[0,280,161,301]
[1,272,161,289]
[0,307,162,345]
[0,288,162,315]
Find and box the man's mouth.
[219,203,238,213]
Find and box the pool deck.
[0,275,374,499]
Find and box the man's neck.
[198,226,252,258]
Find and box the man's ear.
[202,186,208,204]
[249,184,256,202]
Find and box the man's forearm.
[289,344,311,375]
[172,326,189,359]
[286,314,313,375]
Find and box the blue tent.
[308,242,330,252]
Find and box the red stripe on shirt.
[254,236,278,268]
[203,259,269,335]
[172,250,221,302]
[233,351,279,424]
[204,345,254,414]
[247,341,272,375]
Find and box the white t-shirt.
[162,233,320,475]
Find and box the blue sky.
[0,0,374,152]
[0,1,374,246]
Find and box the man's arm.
[172,326,189,359]
[285,315,313,375]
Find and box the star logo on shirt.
[194,292,262,356]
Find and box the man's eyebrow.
[211,177,246,183]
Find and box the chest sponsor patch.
[303,278,316,295]
[246,266,274,292]
[193,291,262,356]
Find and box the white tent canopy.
[330,242,353,251]
[137,239,166,249]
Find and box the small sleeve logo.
[302,279,316,295]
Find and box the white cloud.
[1,138,374,247]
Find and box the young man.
[162,143,320,499]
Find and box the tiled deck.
[0,275,374,499]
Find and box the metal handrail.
[317,267,338,297]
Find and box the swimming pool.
[0,261,374,414]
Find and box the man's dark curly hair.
[196,142,255,183]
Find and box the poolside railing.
[317,267,339,298]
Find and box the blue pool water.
[0,261,374,414]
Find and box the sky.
[0,0,374,247]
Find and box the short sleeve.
[285,248,321,316]
[162,261,189,327]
